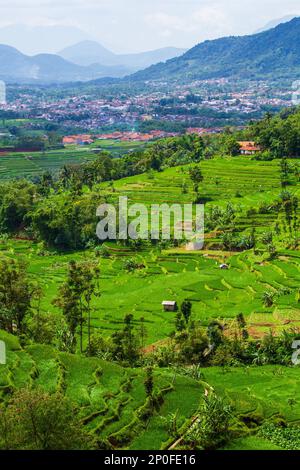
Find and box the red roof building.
[238,141,261,155]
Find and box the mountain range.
[128,17,300,83]
[0,41,185,83]
[0,45,132,83]
[0,43,185,83]
[0,24,185,83]
[0,17,300,84]
[59,41,186,70]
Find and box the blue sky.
[0,0,300,53]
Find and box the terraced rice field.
[1,154,300,450]
[0,331,201,450]
[102,156,290,240]
[205,366,300,450]
[0,155,299,344]
[2,239,300,344]
[2,330,300,450]
[107,157,281,206]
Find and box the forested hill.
[128,17,300,83]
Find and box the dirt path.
[167,416,199,450]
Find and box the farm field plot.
[0,140,146,180]
[90,139,147,155]
[2,240,300,345]
[108,157,281,208]
[204,365,300,450]
[204,365,300,423]
[0,150,98,179]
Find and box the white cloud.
[0,0,300,53]
[146,5,231,41]
[146,12,192,33]
[0,0,110,9]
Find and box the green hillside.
[130,17,300,83]
[2,331,300,450]
[0,331,202,450]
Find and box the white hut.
[162,301,178,312]
[220,263,229,270]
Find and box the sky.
[0,0,300,54]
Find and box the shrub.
[186,394,233,450]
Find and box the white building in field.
[0,81,6,105]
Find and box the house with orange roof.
[238,141,261,155]
[63,135,94,146]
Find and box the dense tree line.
[250,107,300,157]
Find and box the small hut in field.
[162,301,178,312]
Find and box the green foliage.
[144,367,154,398]
[0,256,38,334]
[0,388,94,450]
[0,179,37,233]
[54,260,100,353]
[181,301,192,324]
[110,314,141,366]
[186,394,233,450]
[251,107,300,157]
[189,165,203,197]
[258,423,300,450]
[221,135,240,156]
[29,190,103,249]
[25,311,64,346]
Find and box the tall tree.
[181,300,192,324]
[189,165,203,201]
[0,256,38,334]
[54,260,100,353]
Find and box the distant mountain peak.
[0,44,131,83]
[0,24,92,55]
[255,15,299,33]
[58,41,186,70]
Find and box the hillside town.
[1,78,292,135]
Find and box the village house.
[238,141,261,155]
[63,135,94,146]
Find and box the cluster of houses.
[62,130,179,146]
[62,134,94,145]
[186,127,223,136]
